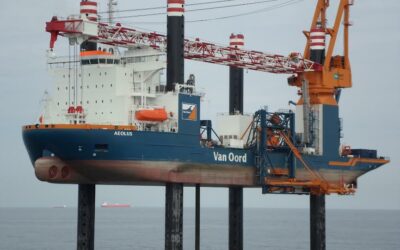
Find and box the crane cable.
[111,0,285,20]
[187,0,303,23]
[118,0,303,25]
[98,0,237,14]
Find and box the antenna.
[107,0,117,24]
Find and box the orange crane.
[289,0,353,106]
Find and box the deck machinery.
[23,0,389,197]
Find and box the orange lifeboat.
[80,50,112,57]
[135,108,168,122]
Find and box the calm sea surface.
[0,208,399,250]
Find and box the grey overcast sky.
[0,0,399,209]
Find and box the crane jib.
[45,19,321,74]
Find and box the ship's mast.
[107,0,117,25]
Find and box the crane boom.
[46,18,321,74]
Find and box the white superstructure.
[215,113,253,148]
[42,44,192,134]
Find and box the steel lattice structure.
[47,18,321,74]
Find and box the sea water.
[0,208,399,250]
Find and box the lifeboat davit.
[135,108,168,122]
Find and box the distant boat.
[101,202,131,208]
[53,205,67,208]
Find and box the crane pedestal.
[310,194,326,250]
[165,183,184,250]
[77,184,96,250]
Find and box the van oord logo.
[182,103,197,121]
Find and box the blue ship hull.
[22,94,388,193]
[22,126,387,189]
